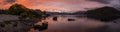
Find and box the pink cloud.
[0,0,106,12]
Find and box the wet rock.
[0,20,38,32]
[0,23,5,28]
[33,22,48,31]
[13,23,18,27]
[53,17,57,21]
[4,21,12,25]
[68,19,75,21]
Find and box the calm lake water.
[0,15,120,32]
[29,15,120,32]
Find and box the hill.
[86,7,120,21]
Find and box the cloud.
[5,0,16,3]
[108,0,120,10]
[87,0,112,4]
[0,0,14,9]
[0,0,106,12]
[87,0,120,10]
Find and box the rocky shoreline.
[0,14,19,22]
[0,14,41,32]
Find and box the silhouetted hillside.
[86,6,120,21]
[0,4,49,19]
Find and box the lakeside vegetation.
[0,4,49,19]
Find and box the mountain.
[86,6,120,21]
[72,11,86,15]
[46,11,86,15]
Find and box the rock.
[0,14,19,22]
[68,19,75,21]
[33,22,48,31]
[53,17,57,21]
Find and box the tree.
[7,4,49,19]
[0,9,6,14]
[8,4,29,15]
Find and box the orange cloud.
[3,4,12,9]
[0,0,3,4]
[0,0,106,12]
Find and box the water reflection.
[34,15,120,32]
[1,15,120,32]
[86,25,109,32]
[30,15,107,32]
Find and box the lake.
[0,15,120,32]
[29,15,120,32]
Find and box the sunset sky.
[0,0,120,12]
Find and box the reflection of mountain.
[46,11,86,15]
[86,6,120,21]
[72,11,86,15]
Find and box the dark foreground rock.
[33,22,48,31]
[68,19,75,21]
[0,20,39,32]
[53,17,58,21]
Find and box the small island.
[0,4,50,20]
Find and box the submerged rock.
[68,19,75,21]
[53,17,57,21]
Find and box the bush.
[0,4,49,19]
[8,4,29,15]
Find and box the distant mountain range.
[45,6,120,21]
[46,11,86,15]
